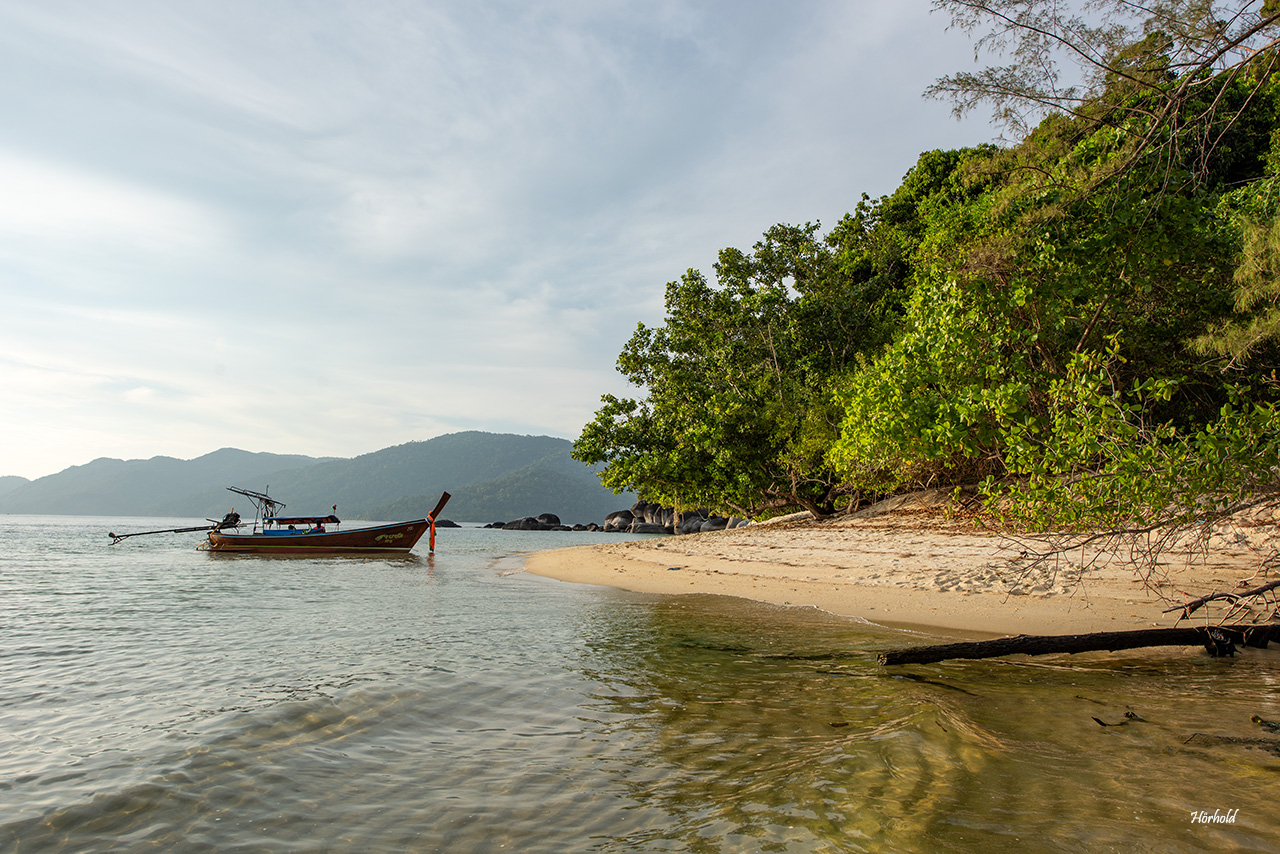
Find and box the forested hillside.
[0,449,323,516]
[247,432,610,519]
[0,475,28,497]
[575,0,1280,539]
[0,432,631,522]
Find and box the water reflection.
[569,593,1280,852]
[2,518,1278,853]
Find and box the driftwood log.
[878,624,1280,666]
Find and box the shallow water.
[1,515,1277,852]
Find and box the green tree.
[883,0,1280,553]
[580,2,1280,540]
[929,1,1280,179]
[574,221,903,517]
[1195,176,1280,365]
[831,72,1247,497]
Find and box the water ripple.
[0,518,1277,852]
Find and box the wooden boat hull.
[202,519,431,554]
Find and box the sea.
[2,514,1278,853]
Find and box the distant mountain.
[0,432,632,523]
[0,475,29,497]
[370,458,621,524]
[0,449,326,516]
[229,432,629,524]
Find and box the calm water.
[1,515,1278,853]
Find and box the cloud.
[0,1,994,479]
[0,150,223,251]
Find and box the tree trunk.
[878,624,1280,666]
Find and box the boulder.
[503,516,545,531]
[599,504,755,535]
[603,510,634,532]
[630,500,651,524]
[677,511,709,535]
[536,513,562,527]
[434,519,461,528]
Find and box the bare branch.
[1164,579,1280,619]
[930,0,1280,175]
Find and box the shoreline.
[523,508,1277,639]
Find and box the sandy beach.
[525,497,1279,639]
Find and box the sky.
[0,0,994,480]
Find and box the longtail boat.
[110,486,450,555]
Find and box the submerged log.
[878,624,1280,666]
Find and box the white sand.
[524,503,1277,637]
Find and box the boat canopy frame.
[226,486,342,533]
[267,515,341,526]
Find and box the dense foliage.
[576,1,1280,532]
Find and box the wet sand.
[525,501,1277,638]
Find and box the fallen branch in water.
[877,624,1280,666]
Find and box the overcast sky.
[0,0,993,480]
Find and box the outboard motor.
[217,511,241,530]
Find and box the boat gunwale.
[203,518,431,553]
